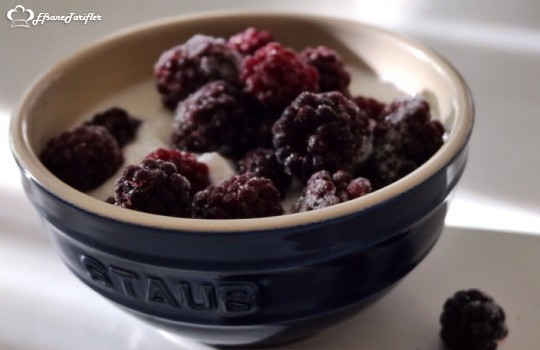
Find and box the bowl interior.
[11,13,472,232]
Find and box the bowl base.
[130,285,396,349]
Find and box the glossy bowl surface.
[10,12,473,348]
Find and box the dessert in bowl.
[10,13,473,348]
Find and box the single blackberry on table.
[352,95,386,121]
[114,158,191,217]
[40,125,123,192]
[241,42,319,112]
[300,46,351,94]
[272,91,372,181]
[440,289,508,350]
[293,170,371,212]
[146,148,210,194]
[83,107,141,147]
[361,96,445,189]
[171,81,254,158]
[228,27,274,56]
[154,34,242,110]
[192,174,283,219]
[238,148,292,197]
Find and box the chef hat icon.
[6,5,34,28]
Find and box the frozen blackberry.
[238,148,292,197]
[361,96,445,189]
[300,46,351,94]
[154,35,242,110]
[146,148,210,194]
[171,81,254,158]
[241,42,319,111]
[381,96,445,163]
[273,91,372,181]
[353,95,386,121]
[362,156,419,190]
[192,174,283,219]
[40,125,123,192]
[440,289,508,350]
[293,170,371,212]
[114,159,191,217]
[84,107,141,147]
[228,27,274,56]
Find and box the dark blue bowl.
[10,13,473,348]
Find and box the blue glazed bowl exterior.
[19,143,467,346]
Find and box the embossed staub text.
[80,255,257,315]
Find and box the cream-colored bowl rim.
[10,11,473,233]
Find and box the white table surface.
[1,1,539,349]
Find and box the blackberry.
[300,46,351,94]
[154,35,242,110]
[241,42,319,111]
[40,125,123,192]
[293,170,371,212]
[192,174,283,219]
[84,107,141,147]
[381,96,445,163]
[238,148,291,197]
[362,155,419,190]
[342,173,373,199]
[440,289,508,350]
[146,148,210,194]
[272,91,372,181]
[352,95,386,121]
[114,159,191,217]
[361,96,445,189]
[171,81,254,158]
[228,27,274,56]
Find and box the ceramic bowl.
[10,12,473,348]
